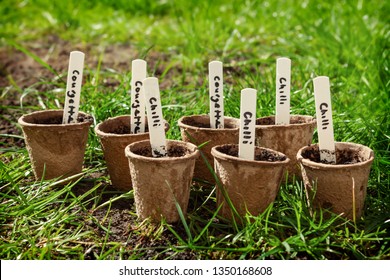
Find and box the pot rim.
[297,142,375,169]
[256,114,316,129]
[18,109,93,128]
[95,115,169,138]
[178,114,239,131]
[125,139,199,162]
[211,143,290,166]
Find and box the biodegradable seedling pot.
[255,115,316,179]
[178,114,239,184]
[297,142,374,220]
[211,144,290,221]
[95,115,169,191]
[18,109,93,180]
[125,139,199,223]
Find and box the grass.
[0,0,389,259]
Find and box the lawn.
[0,0,389,260]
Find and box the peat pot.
[255,115,316,180]
[125,139,199,223]
[18,109,93,180]
[178,114,239,184]
[297,142,374,220]
[211,144,290,221]
[95,115,169,191]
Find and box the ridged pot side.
[212,144,290,221]
[125,140,199,223]
[297,142,374,220]
[95,115,169,191]
[18,109,93,180]
[178,114,239,184]
[255,115,316,180]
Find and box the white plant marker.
[275,57,291,125]
[130,59,147,134]
[62,51,85,124]
[209,60,224,128]
[313,76,336,164]
[238,88,257,160]
[143,77,167,157]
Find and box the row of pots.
[18,110,374,223]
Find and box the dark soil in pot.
[216,144,287,162]
[301,146,365,165]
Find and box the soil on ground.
[70,183,199,260]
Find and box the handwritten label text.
[313,76,336,164]
[242,111,254,145]
[149,97,162,128]
[143,77,167,158]
[130,59,147,134]
[319,102,330,130]
[210,76,223,128]
[275,57,291,125]
[239,88,257,160]
[63,51,84,124]
[131,81,143,133]
[65,70,81,123]
[278,77,288,105]
[209,61,224,129]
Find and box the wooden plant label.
[62,51,85,124]
[143,77,167,157]
[238,88,257,160]
[313,76,336,164]
[275,57,291,125]
[130,59,147,134]
[209,60,224,129]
